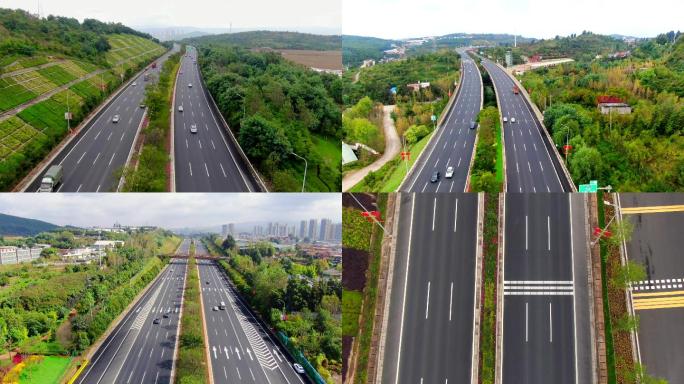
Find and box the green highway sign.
[579,182,598,193]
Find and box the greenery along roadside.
[120,47,184,191]
[175,248,209,384]
[479,194,499,384]
[469,107,503,193]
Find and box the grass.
[310,134,341,190]
[496,120,503,182]
[342,207,374,250]
[598,192,617,384]
[37,65,78,86]
[342,290,363,336]
[351,193,387,384]
[382,131,432,192]
[480,194,499,384]
[0,78,37,112]
[17,356,72,384]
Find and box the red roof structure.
[597,95,623,104]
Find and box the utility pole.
[291,152,307,192]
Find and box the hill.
[183,30,340,51]
[342,35,397,67]
[515,31,629,61]
[0,212,59,236]
[0,8,165,191]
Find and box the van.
[219,302,226,310]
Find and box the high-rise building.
[221,224,228,237]
[228,223,235,237]
[308,219,317,240]
[299,220,307,239]
[319,219,332,241]
[332,222,342,241]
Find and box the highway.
[401,50,482,193]
[173,46,261,192]
[76,252,187,383]
[618,193,684,383]
[28,48,176,192]
[194,241,307,383]
[501,193,593,384]
[380,193,480,384]
[480,58,569,193]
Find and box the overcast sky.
[0,194,340,228]
[343,0,683,39]
[3,0,341,32]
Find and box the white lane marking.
[185,139,188,148]
[211,140,216,149]
[528,161,532,173]
[449,282,454,321]
[198,139,202,149]
[94,130,102,141]
[395,195,415,384]
[432,197,437,231]
[516,162,519,173]
[120,132,125,142]
[96,184,100,192]
[525,302,529,343]
[107,132,113,141]
[525,215,527,250]
[76,184,82,192]
[549,302,553,343]
[92,152,100,165]
[547,216,551,251]
[189,162,193,176]
[108,153,115,166]
[421,182,428,193]
[425,281,431,319]
[220,163,227,177]
[457,157,462,167]
[204,163,209,177]
[77,152,86,164]
[540,161,544,172]
[454,199,458,232]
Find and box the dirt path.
[342,105,400,191]
[353,71,360,83]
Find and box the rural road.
[342,105,400,191]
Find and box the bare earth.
[277,50,343,70]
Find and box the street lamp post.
[290,152,307,192]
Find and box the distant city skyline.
[343,0,682,39]
[0,194,340,228]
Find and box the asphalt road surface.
[481,59,566,193]
[76,258,187,384]
[619,193,684,383]
[501,193,593,384]
[195,241,308,383]
[402,50,482,193]
[173,46,260,192]
[381,193,479,384]
[28,48,177,192]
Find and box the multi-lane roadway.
[381,193,480,384]
[401,50,482,193]
[195,241,307,383]
[28,47,177,192]
[500,193,593,384]
[76,254,187,383]
[618,193,684,383]
[481,59,569,193]
[173,47,262,192]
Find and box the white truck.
[38,165,63,192]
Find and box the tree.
[570,146,604,183]
[239,115,292,162]
[222,235,236,251]
[606,218,634,247]
[472,171,500,193]
[612,260,647,289]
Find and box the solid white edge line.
[394,193,416,384]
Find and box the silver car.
[112,115,120,123]
[190,124,198,133]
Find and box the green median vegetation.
[479,194,499,384]
[120,47,184,191]
[470,107,503,193]
[175,252,209,384]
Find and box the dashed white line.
[425,281,431,319]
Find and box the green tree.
[239,115,292,162]
[612,260,647,289]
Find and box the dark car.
[206,281,210,285]
[430,171,440,183]
[163,313,170,319]
[153,318,161,324]
[470,121,478,129]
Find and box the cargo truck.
[38,165,63,192]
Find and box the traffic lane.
[635,308,684,381]
[174,55,251,192]
[213,264,307,384]
[75,264,177,384]
[503,296,575,384]
[397,194,478,384]
[504,193,572,281]
[116,260,186,383]
[44,53,172,192]
[381,193,417,383]
[199,262,252,383]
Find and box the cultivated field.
[278,49,343,70]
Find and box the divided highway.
[76,256,187,383]
[501,193,593,384]
[194,241,307,383]
[401,50,482,193]
[381,193,480,384]
[481,59,569,193]
[27,48,177,192]
[618,193,684,383]
[173,47,261,192]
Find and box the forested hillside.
[184,30,340,51]
[0,213,58,236]
[193,40,342,191]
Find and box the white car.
[112,115,120,123]
[178,105,183,112]
[511,117,516,123]
[212,306,218,311]
[503,117,508,123]
[132,81,137,86]
[188,83,192,88]
[445,166,454,179]
[293,363,305,374]
[190,123,197,133]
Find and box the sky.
[343,0,683,39]
[3,0,341,33]
[0,193,341,228]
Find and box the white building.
[0,246,43,265]
[92,240,124,251]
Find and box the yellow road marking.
[632,290,684,297]
[634,302,684,310]
[621,205,684,214]
[634,296,684,310]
